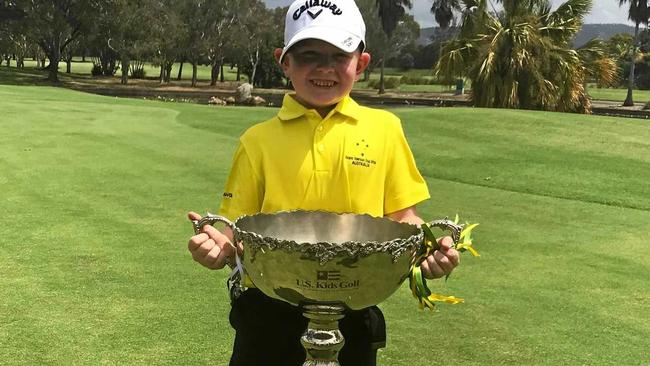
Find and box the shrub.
[130,68,146,79]
[398,53,415,71]
[91,64,103,76]
[367,76,401,90]
[400,75,433,85]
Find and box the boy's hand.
[420,236,460,279]
[187,211,236,270]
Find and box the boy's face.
[275,39,371,112]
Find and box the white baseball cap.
[280,0,366,62]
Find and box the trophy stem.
[301,303,346,366]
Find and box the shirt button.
[318,144,325,152]
[317,125,324,131]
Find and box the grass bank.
[0,85,648,365]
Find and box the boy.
[187,1,459,365]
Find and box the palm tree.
[576,38,620,92]
[375,0,412,94]
[430,0,461,29]
[435,0,609,113]
[430,0,462,90]
[617,0,649,106]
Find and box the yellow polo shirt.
[218,94,430,220]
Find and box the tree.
[430,0,462,87]
[0,0,26,21]
[0,2,28,68]
[206,0,236,86]
[576,38,619,91]
[14,0,95,82]
[430,0,461,29]
[436,0,604,113]
[603,33,636,87]
[234,0,274,87]
[179,0,217,87]
[146,0,181,83]
[97,0,156,84]
[617,0,650,105]
[374,0,413,93]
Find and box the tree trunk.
[210,60,219,86]
[250,48,259,86]
[121,56,129,85]
[378,57,386,94]
[159,64,164,82]
[47,46,61,82]
[177,61,184,80]
[164,62,173,83]
[220,62,225,83]
[191,62,198,87]
[66,58,72,73]
[624,21,640,107]
[250,63,257,87]
[236,64,241,81]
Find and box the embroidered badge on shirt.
[345,139,376,168]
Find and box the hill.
[573,23,635,46]
[417,23,635,47]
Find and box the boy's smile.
[275,39,370,116]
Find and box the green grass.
[5,59,246,82]
[1,85,649,365]
[587,86,650,104]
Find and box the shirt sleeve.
[383,118,430,215]
[218,142,264,221]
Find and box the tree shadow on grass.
[0,66,98,87]
[0,66,60,86]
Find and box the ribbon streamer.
[408,217,480,310]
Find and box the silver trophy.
[192,210,461,366]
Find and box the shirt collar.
[277,93,361,122]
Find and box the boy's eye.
[294,51,321,63]
[292,51,352,66]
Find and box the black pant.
[229,288,386,366]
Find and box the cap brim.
[280,26,364,62]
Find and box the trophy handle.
[191,212,237,234]
[425,219,463,245]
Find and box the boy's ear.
[274,48,289,74]
[273,48,283,63]
[355,52,371,79]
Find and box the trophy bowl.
[193,210,462,365]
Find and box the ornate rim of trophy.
[193,210,462,366]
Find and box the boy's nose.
[315,55,337,69]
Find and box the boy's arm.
[386,206,424,225]
[386,206,459,279]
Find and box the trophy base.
[301,303,346,366]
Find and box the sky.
[264,0,633,27]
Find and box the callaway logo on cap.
[280,0,366,61]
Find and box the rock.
[242,95,267,106]
[251,95,266,106]
[225,96,236,104]
[236,83,253,102]
[208,96,226,106]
